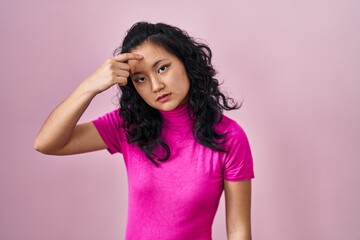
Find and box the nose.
[150,76,165,93]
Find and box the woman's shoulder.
[216,114,252,153]
[215,114,247,136]
[102,108,122,119]
[92,108,124,128]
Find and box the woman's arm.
[224,179,252,240]
[34,53,143,155]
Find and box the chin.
[151,102,180,111]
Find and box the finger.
[115,76,128,86]
[113,69,130,78]
[113,53,143,62]
[113,62,130,71]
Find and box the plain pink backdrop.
[1,1,359,239]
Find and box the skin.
[225,180,252,240]
[128,42,190,111]
[34,42,252,240]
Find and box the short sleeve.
[223,125,255,181]
[92,109,123,154]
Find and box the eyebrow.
[131,59,169,76]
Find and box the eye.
[134,76,146,83]
[158,65,169,73]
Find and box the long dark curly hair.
[113,22,241,166]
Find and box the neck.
[159,103,193,129]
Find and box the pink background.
[1,1,359,239]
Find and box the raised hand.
[82,53,143,95]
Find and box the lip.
[156,93,171,102]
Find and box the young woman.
[34,22,255,240]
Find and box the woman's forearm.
[34,81,96,154]
[227,231,252,240]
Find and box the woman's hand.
[82,53,143,95]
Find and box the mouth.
[156,93,171,102]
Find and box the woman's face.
[128,42,190,111]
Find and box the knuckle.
[118,77,128,85]
[109,64,116,71]
[104,62,113,70]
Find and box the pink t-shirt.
[92,103,254,240]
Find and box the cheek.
[172,70,190,90]
[181,75,191,92]
[133,85,151,101]
[133,86,143,97]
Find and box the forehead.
[131,42,169,55]
[128,42,173,68]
